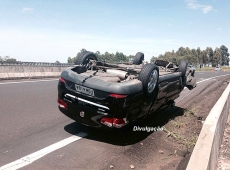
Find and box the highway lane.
[195,71,230,82]
[0,79,78,167]
[0,71,230,169]
[0,79,68,146]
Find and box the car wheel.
[139,64,159,97]
[75,51,98,65]
[178,60,188,77]
[133,52,144,65]
[178,60,188,86]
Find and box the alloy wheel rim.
[147,69,158,93]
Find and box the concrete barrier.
[0,65,71,80]
[186,83,230,170]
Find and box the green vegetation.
[183,105,197,116]
[67,49,135,64]
[150,45,229,67]
[0,56,17,63]
[172,119,184,128]
[68,45,229,66]
[195,67,214,72]
[163,126,198,149]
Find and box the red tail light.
[101,117,113,127]
[101,117,127,128]
[57,98,68,109]
[59,77,65,83]
[109,94,127,99]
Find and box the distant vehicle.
[214,66,222,71]
[187,65,195,76]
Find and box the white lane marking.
[184,74,230,89]
[181,74,230,100]
[197,74,230,84]
[0,79,58,85]
[0,132,87,170]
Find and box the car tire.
[178,60,188,87]
[138,64,159,97]
[133,52,144,65]
[178,60,188,77]
[75,51,98,65]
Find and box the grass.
[183,109,193,117]
[172,119,184,128]
[196,66,230,72]
[163,127,182,140]
[182,136,198,149]
[196,67,213,72]
[163,127,198,149]
[184,104,198,117]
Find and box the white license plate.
[75,85,94,96]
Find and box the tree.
[55,60,60,64]
[220,45,229,65]
[0,56,17,63]
[127,55,135,62]
[5,58,17,63]
[157,54,164,61]
[67,49,132,64]
[213,48,222,66]
[150,56,158,63]
[185,47,191,56]
[206,47,214,64]
[4,56,10,61]
[202,50,209,65]
[95,51,101,59]
[67,57,74,63]
[177,47,185,56]
[115,52,127,62]
[196,47,203,66]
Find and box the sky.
[0,0,229,63]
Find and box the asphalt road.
[0,71,230,170]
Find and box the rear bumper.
[57,72,146,129]
[58,87,132,130]
[58,104,129,130]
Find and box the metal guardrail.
[0,61,74,67]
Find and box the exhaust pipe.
[106,69,128,80]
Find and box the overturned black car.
[58,51,196,129]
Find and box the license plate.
[75,84,94,96]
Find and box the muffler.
[106,69,128,80]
